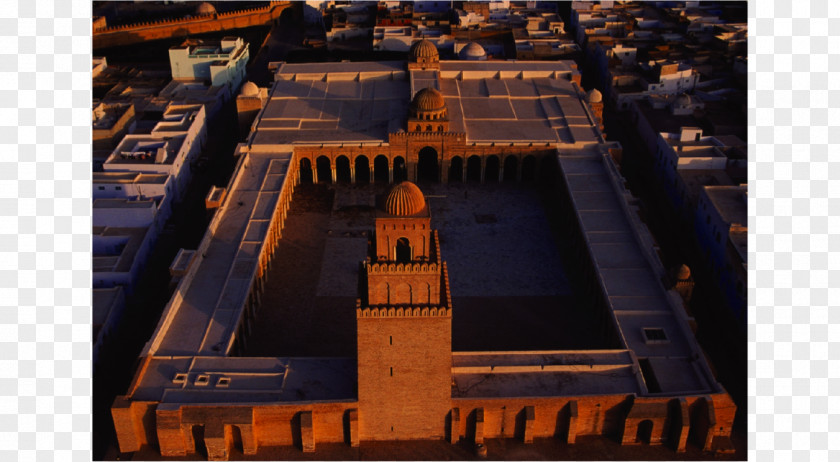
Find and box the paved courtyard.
[247,182,608,357]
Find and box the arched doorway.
[396,237,411,262]
[355,155,370,184]
[466,155,482,182]
[374,155,389,183]
[394,156,407,183]
[299,158,313,184]
[230,425,244,454]
[417,147,439,183]
[336,155,351,183]
[503,155,518,181]
[449,156,463,183]
[636,420,654,444]
[522,155,536,182]
[191,425,207,457]
[485,155,500,183]
[316,156,331,183]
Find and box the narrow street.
[602,106,747,440]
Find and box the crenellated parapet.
[357,306,451,318]
[93,2,295,49]
[388,131,465,144]
[366,261,439,274]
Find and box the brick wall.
[357,315,452,440]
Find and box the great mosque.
[111,40,735,460]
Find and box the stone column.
[462,163,467,183]
[111,397,141,453]
[449,408,460,443]
[239,425,258,455]
[351,167,356,184]
[388,164,394,183]
[499,166,505,182]
[369,166,375,183]
[331,166,337,184]
[347,409,359,447]
[523,406,535,443]
[300,411,315,452]
[474,408,485,444]
[567,401,578,444]
[674,398,690,452]
[204,423,228,461]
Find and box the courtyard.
[244,181,610,357]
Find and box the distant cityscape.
[91,2,747,461]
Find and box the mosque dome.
[409,39,439,60]
[411,87,446,112]
[384,181,426,216]
[196,2,216,15]
[676,264,691,280]
[459,42,487,60]
[241,81,259,97]
[587,88,603,103]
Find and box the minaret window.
[395,238,411,263]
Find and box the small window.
[172,373,188,384]
[97,186,105,190]
[389,336,393,345]
[642,328,669,345]
[195,375,210,386]
[216,377,231,388]
[115,186,122,191]
[390,367,393,377]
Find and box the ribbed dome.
[241,81,259,97]
[587,88,603,103]
[196,2,216,15]
[409,39,439,60]
[384,181,426,216]
[411,87,445,112]
[676,264,691,280]
[459,41,487,60]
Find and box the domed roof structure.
[411,87,446,112]
[196,2,216,15]
[384,182,426,216]
[459,42,487,60]
[241,81,259,97]
[676,264,691,280]
[586,88,602,104]
[409,39,439,60]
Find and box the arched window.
[395,237,411,263]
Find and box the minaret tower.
[356,182,453,440]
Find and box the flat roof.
[149,151,293,357]
[129,357,356,404]
[93,286,124,327]
[557,151,716,395]
[92,226,149,274]
[251,60,599,146]
[705,185,747,227]
[93,172,169,184]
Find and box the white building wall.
[92,203,157,229]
